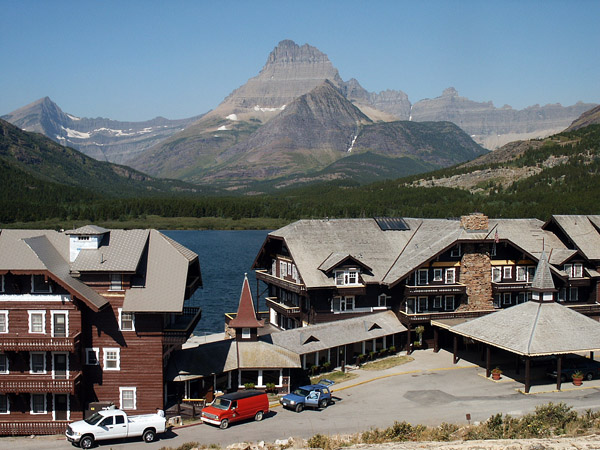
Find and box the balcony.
[0,371,82,394]
[255,270,306,294]
[266,297,302,316]
[164,306,202,345]
[398,309,493,324]
[0,332,81,352]
[492,281,531,292]
[405,284,466,296]
[0,420,69,435]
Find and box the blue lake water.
[162,229,271,335]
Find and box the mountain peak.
[442,87,459,97]
[265,39,331,66]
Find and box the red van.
[201,390,269,429]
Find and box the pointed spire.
[228,274,264,329]
[531,251,556,302]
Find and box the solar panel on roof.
[374,217,410,231]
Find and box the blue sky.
[1,0,599,121]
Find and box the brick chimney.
[460,213,489,232]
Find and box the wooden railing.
[164,307,202,345]
[255,270,306,294]
[0,332,81,352]
[0,420,69,436]
[266,297,301,315]
[0,372,81,394]
[398,309,493,323]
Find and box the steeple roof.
[228,274,264,329]
[531,251,556,292]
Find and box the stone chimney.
[460,213,489,232]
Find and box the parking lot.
[2,348,600,450]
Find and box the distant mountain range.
[1,97,203,164]
[2,39,596,191]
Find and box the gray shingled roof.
[531,251,555,291]
[65,225,109,235]
[450,301,600,356]
[123,230,197,313]
[71,229,150,272]
[237,341,301,369]
[270,310,406,355]
[552,215,600,260]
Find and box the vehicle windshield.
[292,388,310,397]
[211,398,232,410]
[84,412,104,425]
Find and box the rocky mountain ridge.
[1,97,203,164]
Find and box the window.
[77,236,90,241]
[445,268,456,284]
[516,266,526,282]
[417,297,428,312]
[271,259,276,276]
[405,297,416,314]
[28,311,46,334]
[377,294,388,307]
[30,352,46,374]
[433,296,442,309]
[332,296,354,312]
[503,266,512,280]
[527,266,536,282]
[279,261,286,278]
[51,311,68,337]
[287,263,292,277]
[558,287,566,302]
[0,394,8,414]
[565,263,584,278]
[85,348,99,365]
[517,292,527,304]
[0,275,4,292]
[241,328,251,339]
[450,244,462,257]
[335,269,359,286]
[118,309,135,331]
[120,387,137,410]
[444,295,455,311]
[417,269,428,285]
[433,269,443,282]
[492,267,501,282]
[503,293,512,305]
[569,287,579,302]
[292,265,298,282]
[0,311,7,334]
[0,354,8,374]
[31,394,46,414]
[32,275,51,293]
[109,274,123,291]
[493,294,501,308]
[103,348,120,370]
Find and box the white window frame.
[0,394,9,414]
[493,294,501,308]
[492,267,501,282]
[271,259,276,276]
[31,274,52,293]
[503,266,512,280]
[558,287,566,302]
[569,286,579,302]
[433,268,443,282]
[573,263,583,278]
[344,296,355,311]
[377,294,388,307]
[503,292,512,305]
[517,292,527,304]
[279,261,286,278]
[52,393,70,421]
[0,311,8,334]
[444,295,455,311]
[405,297,416,314]
[292,265,298,282]
[445,268,456,284]
[433,295,442,309]
[516,266,526,282]
[50,310,68,337]
[51,352,69,380]
[30,393,47,415]
[417,296,428,313]
[30,352,46,374]
[417,269,428,285]
[85,348,99,365]
[527,266,536,282]
[28,310,46,334]
[103,348,121,371]
[241,327,251,339]
[109,274,123,291]
[335,269,360,286]
[450,244,462,257]
[0,353,8,374]
[119,387,137,410]
[118,308,135,332]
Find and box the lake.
[162,229,271,335]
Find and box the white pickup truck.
[65,408,167,448]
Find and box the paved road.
[3,349,600,450]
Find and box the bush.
[243,382,255,389]
[307,433,333,449]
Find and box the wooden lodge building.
[252,214,600,349]
[0,225,201,435]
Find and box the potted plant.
[415,325,425,346]
[389,345,396,354]
[243,382,255,389]
[265,382,276,393]
[491,367,502,380]
[572,371,584,386]
[322,361,332,373]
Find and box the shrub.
[243,382,255,389]
[307,433,333,449]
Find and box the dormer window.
[564,263,583,278]
[31,275,51,293]
[450,244,462,257]
[335,269,359,286]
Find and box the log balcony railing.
[266,297,302,315]
[164,306,202,345]
[255,270,306,294]
[0,332,81,352]
[0,420,69,436]
[0,371,82,394]
[405,284,466,296]
[398,309,493,323]
[492,281,531,292]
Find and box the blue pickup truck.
[545,356,600,382]
[280,379,334,412]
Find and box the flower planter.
[572,377,583,386]
[492,372,501,381]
